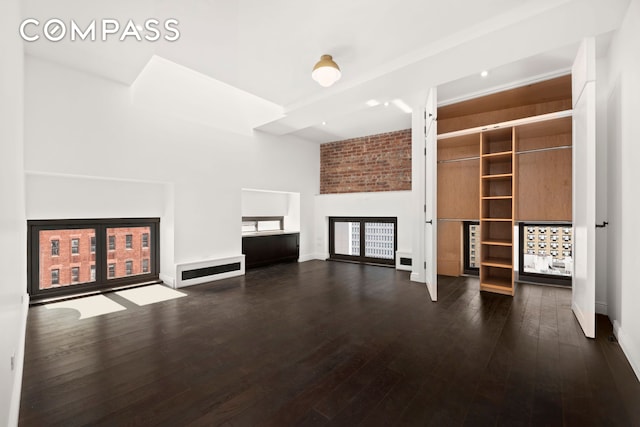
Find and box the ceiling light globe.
[312,55,341,87]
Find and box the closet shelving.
[479,127,515,295]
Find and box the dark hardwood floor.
[19,261,640,426]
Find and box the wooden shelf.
[481,258,512,269]
[482,196,512,200]
[482,173,512,180]
[483,151,513,159]
[480,282,514,295]
[481,218,512,222]
[481,239,512,246]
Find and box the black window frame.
[27,218,160,301]
[518,222,572,286]
[328,216,397,266]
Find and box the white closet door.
[571,38,596,338]
[425,88,438,301]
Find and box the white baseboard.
[614,320,640,382]
[311,253,329,261]
[159,273,175,288]
[298,253,317,262]
[9,293,29,427]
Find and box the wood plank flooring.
[19,261,640,426]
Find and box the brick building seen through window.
[39,227,151,289]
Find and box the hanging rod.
[437,156,480,164]
[517,145,572,155]
[438,145,571,164]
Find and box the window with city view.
[329,217,397,265]
[28,218,159,300]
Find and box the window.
[242,217,284,234]
[106,226,152,280]
[519,223,571,285]
[51,240,59,256]
[28,218,159,300]
[463,222,480,275]
[71,238,80,254]
[329,217,397,265]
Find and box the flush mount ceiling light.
[312,54,341,87]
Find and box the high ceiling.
[23,0,630,143]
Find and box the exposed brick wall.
[320,129,411,194]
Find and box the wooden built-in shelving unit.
[479,127,516,295]
[435,75,573,295]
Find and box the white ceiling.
[23,0,630,143]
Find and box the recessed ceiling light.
[481,70,489,78]
[366,99,380,107]
[322,121,327,126]
[392,99,412,114]
[384,101,389,107]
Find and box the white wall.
[24,56,319,284]
[24,173,176,282]
[0,0,27,425]
[605,0,640,380]
[314,191,413,260]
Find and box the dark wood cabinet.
[242,232,299,269]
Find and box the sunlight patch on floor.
[45,295,126,319]
[116,284,187,306]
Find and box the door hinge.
[424,261,427,269]
[424,204,426,213]
[424,147,427,156]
